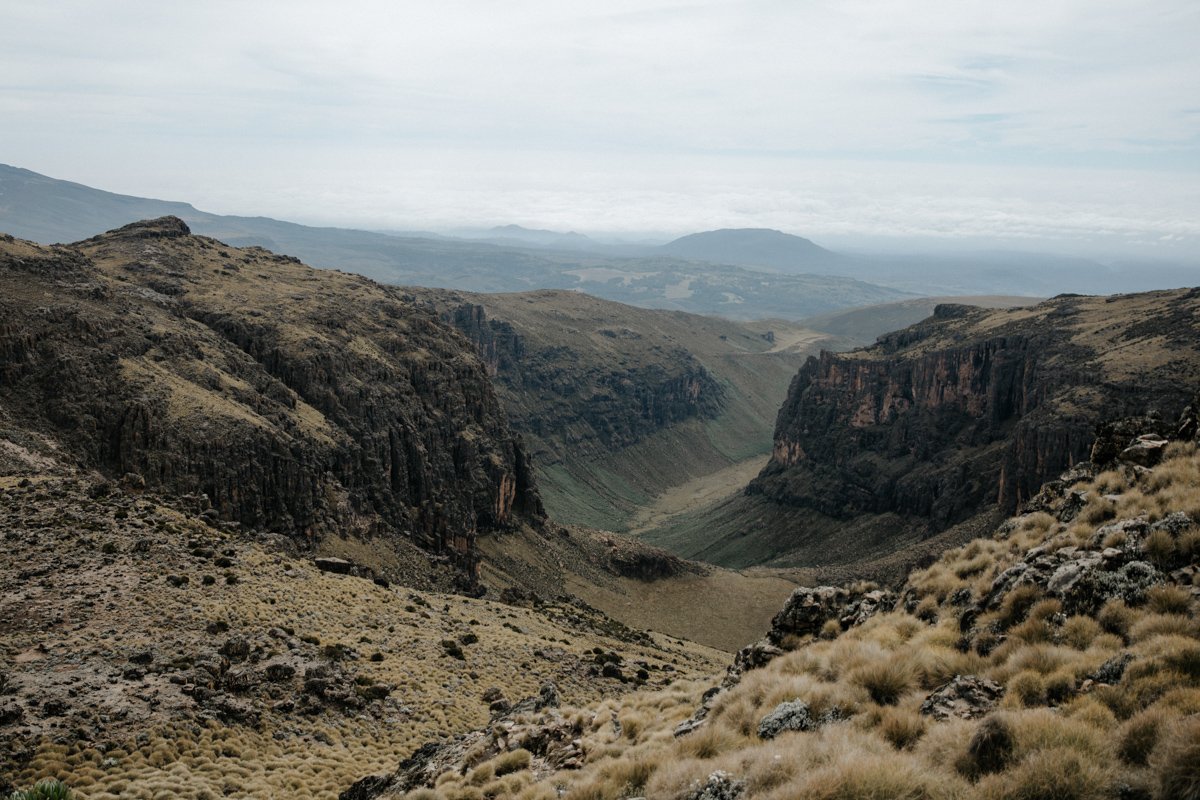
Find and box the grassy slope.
[393,441,1200,800]
[0,474,726,800]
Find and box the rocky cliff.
[401,288,815,532]
[746,291,1200,553]
[0,218,542,585]
[439,295,725,457]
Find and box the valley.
[1,215,1197,800]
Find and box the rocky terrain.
[345,396,1200,800]
[651,291,1200,575]
[0,473,726,798]
[0,218,542,591]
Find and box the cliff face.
[750,292,1200,533]
[0,218,542,582]
[433,294,725,459]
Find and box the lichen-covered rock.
[920,676,1005,720]
[767,585,894,645]
[685,771,746,800]
[757,699,815,739]
[1119,434,1169,467]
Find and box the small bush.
[957,715,1015,779]
[1007,671,1046,707]
[974,747,1112,800]
[8,780,74,800]
[1118,707,1175,766]
[1143,530,1176,569]
[877,707,927,750]
[1098,600,1135,638]
[1152,716,1200,800]
[492,748,532,777]
[998,585,1043,630]
[850,660,912,706]
[1145,585,1192,615]
[1177,528,1200,561]
[796,752,962,800]
[1061,616,1103,650]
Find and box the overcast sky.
[2,0,1198,257]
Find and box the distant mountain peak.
[659,227,841,273]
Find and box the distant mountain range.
[2,163,1196,311]
[0,164,908,320]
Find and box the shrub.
[1143,530,1176,569]
[1006,671,1046,707]
[998,585,1043,630]
[492,748,532,777]
[850,660,912,706]
[876,707,927,750]
[1118,706,1175,766]
[957,715,1015,780]
[1061,616,1103,650]
[795,752,962,800]
[1152,716,1200,800]
[1145,585,1192,615]
[8,780,74,800]
[1178,528,1200,561]
[1098,600,1135,638]
[974,747,1112,800]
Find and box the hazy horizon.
[3,1,1198,261]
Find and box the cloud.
[0,0,1196,256]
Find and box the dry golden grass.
[388,445,1200,800]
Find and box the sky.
[2,0,1198,257]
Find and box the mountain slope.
[659,227,845,273]
[0,217,541,590]
[645,291,1200,575]
[800,295,1040,347]
[354,412,1200,800]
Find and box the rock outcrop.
[0,219,543,585]
[438,298,725,457]
[746,291,1200,558]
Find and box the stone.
[338,775,396,800]
[756,699,815,739]
[1118,434,1169,467]
[1089,653,1133,685]
[920,676,1005,720]
[1150,512,1195,537]
[0,698,23,724]
[536,682,560,710]
[220,636,252,662]
[224,666,259,692]
[315,557,355,576]
[264,661,296,682]
[685,770,745,800]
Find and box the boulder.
[685,771,745,800]
[0,699,23,725]
[1118,434,1169,467]
[264,661,296,682]
[920,676,1005,720]
[768,585,895,645]
[756,700,815,739]
[315,557,355,575]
